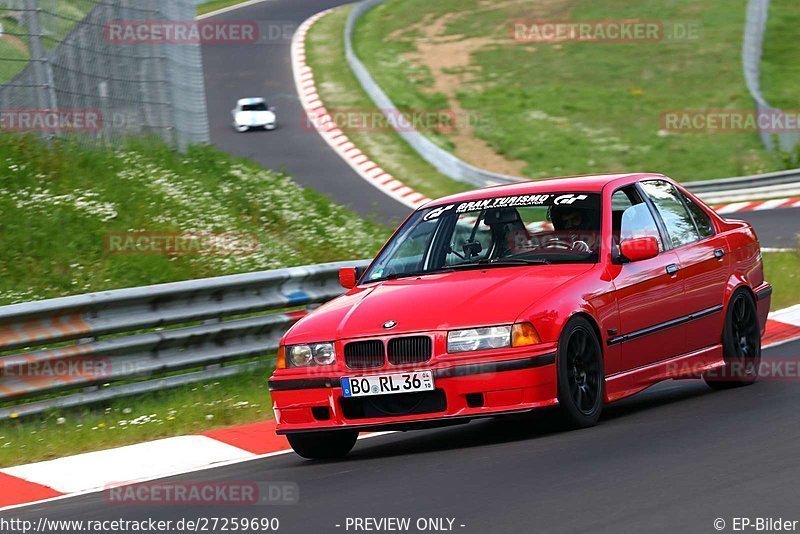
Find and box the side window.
[680,191,715,239]
[613,186,663,251]
[641,180,701,248]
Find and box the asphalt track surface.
[6,337,800,533]
[201,0,411,226]
[731,208,800,249]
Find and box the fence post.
[24,0,57,128]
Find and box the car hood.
[235,110,275,125]
[284,264,595,343]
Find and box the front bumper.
[269,351,558,434]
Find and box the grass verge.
[0,134,389,305]
[355,0,787,181]
[305,6,469,200]
[761,0,800,111]
[197,0,252,16]
[763,250,800,312]
[0,134,390,466]
[0,364,274,467]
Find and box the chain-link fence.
[742,0,799,154]
[0,0,209,149]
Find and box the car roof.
[423,172,670,208]
[237,97,266,105]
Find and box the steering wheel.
[542,237,573,250]
[571,240,590,253]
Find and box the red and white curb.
[1,304,799,511]
[711,197,800,215]
[291,10,431,210]
[764,304,800,348]
[0,420,389,511]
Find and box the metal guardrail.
[742,0,799,153]
[0,260,368,419]
[684,168,800,193]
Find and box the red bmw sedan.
[269,173,771,459]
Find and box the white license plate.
[341,371,434,398]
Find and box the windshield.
[364,192,601,283]
[242,102,268,111]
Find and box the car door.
[640,181,729,353]
[610,185,686,370]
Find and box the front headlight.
[447,323,541,353]
[447,325,512,353]
[286,342,336,367]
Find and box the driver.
[547,206,598,252]
[550,206,585,231]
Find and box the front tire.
[705,290,761,390]
[287,430,358,460]
[556,316,604,428]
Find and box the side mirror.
[620,236,659,263]
[339,266,365,289]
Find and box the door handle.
[666,264,679,276]
[714,248,725,259]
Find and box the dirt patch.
[401,12,524,176]
[1,34,28,55]
[388,0,576,177]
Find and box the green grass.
[355,0,788,181]
[0,134,390,305]
[0,133,392,466]
[306,6,469,200]
[763,250,800,312]
[196,0,251,16]
[0,1,96,82]
[761,0,800,110]
[0,365,274,467]
[0,19,30,83]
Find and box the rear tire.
[705,290,761,390]
[557,316,604,428]
[287,430,358,460]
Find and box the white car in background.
[232,97,276,132]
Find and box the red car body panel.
[269,173,771,434]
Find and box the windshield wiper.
[367,258,549,283]
[447,257,551,270]
[370,267,455,283]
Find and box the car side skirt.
[605,343,725,403]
